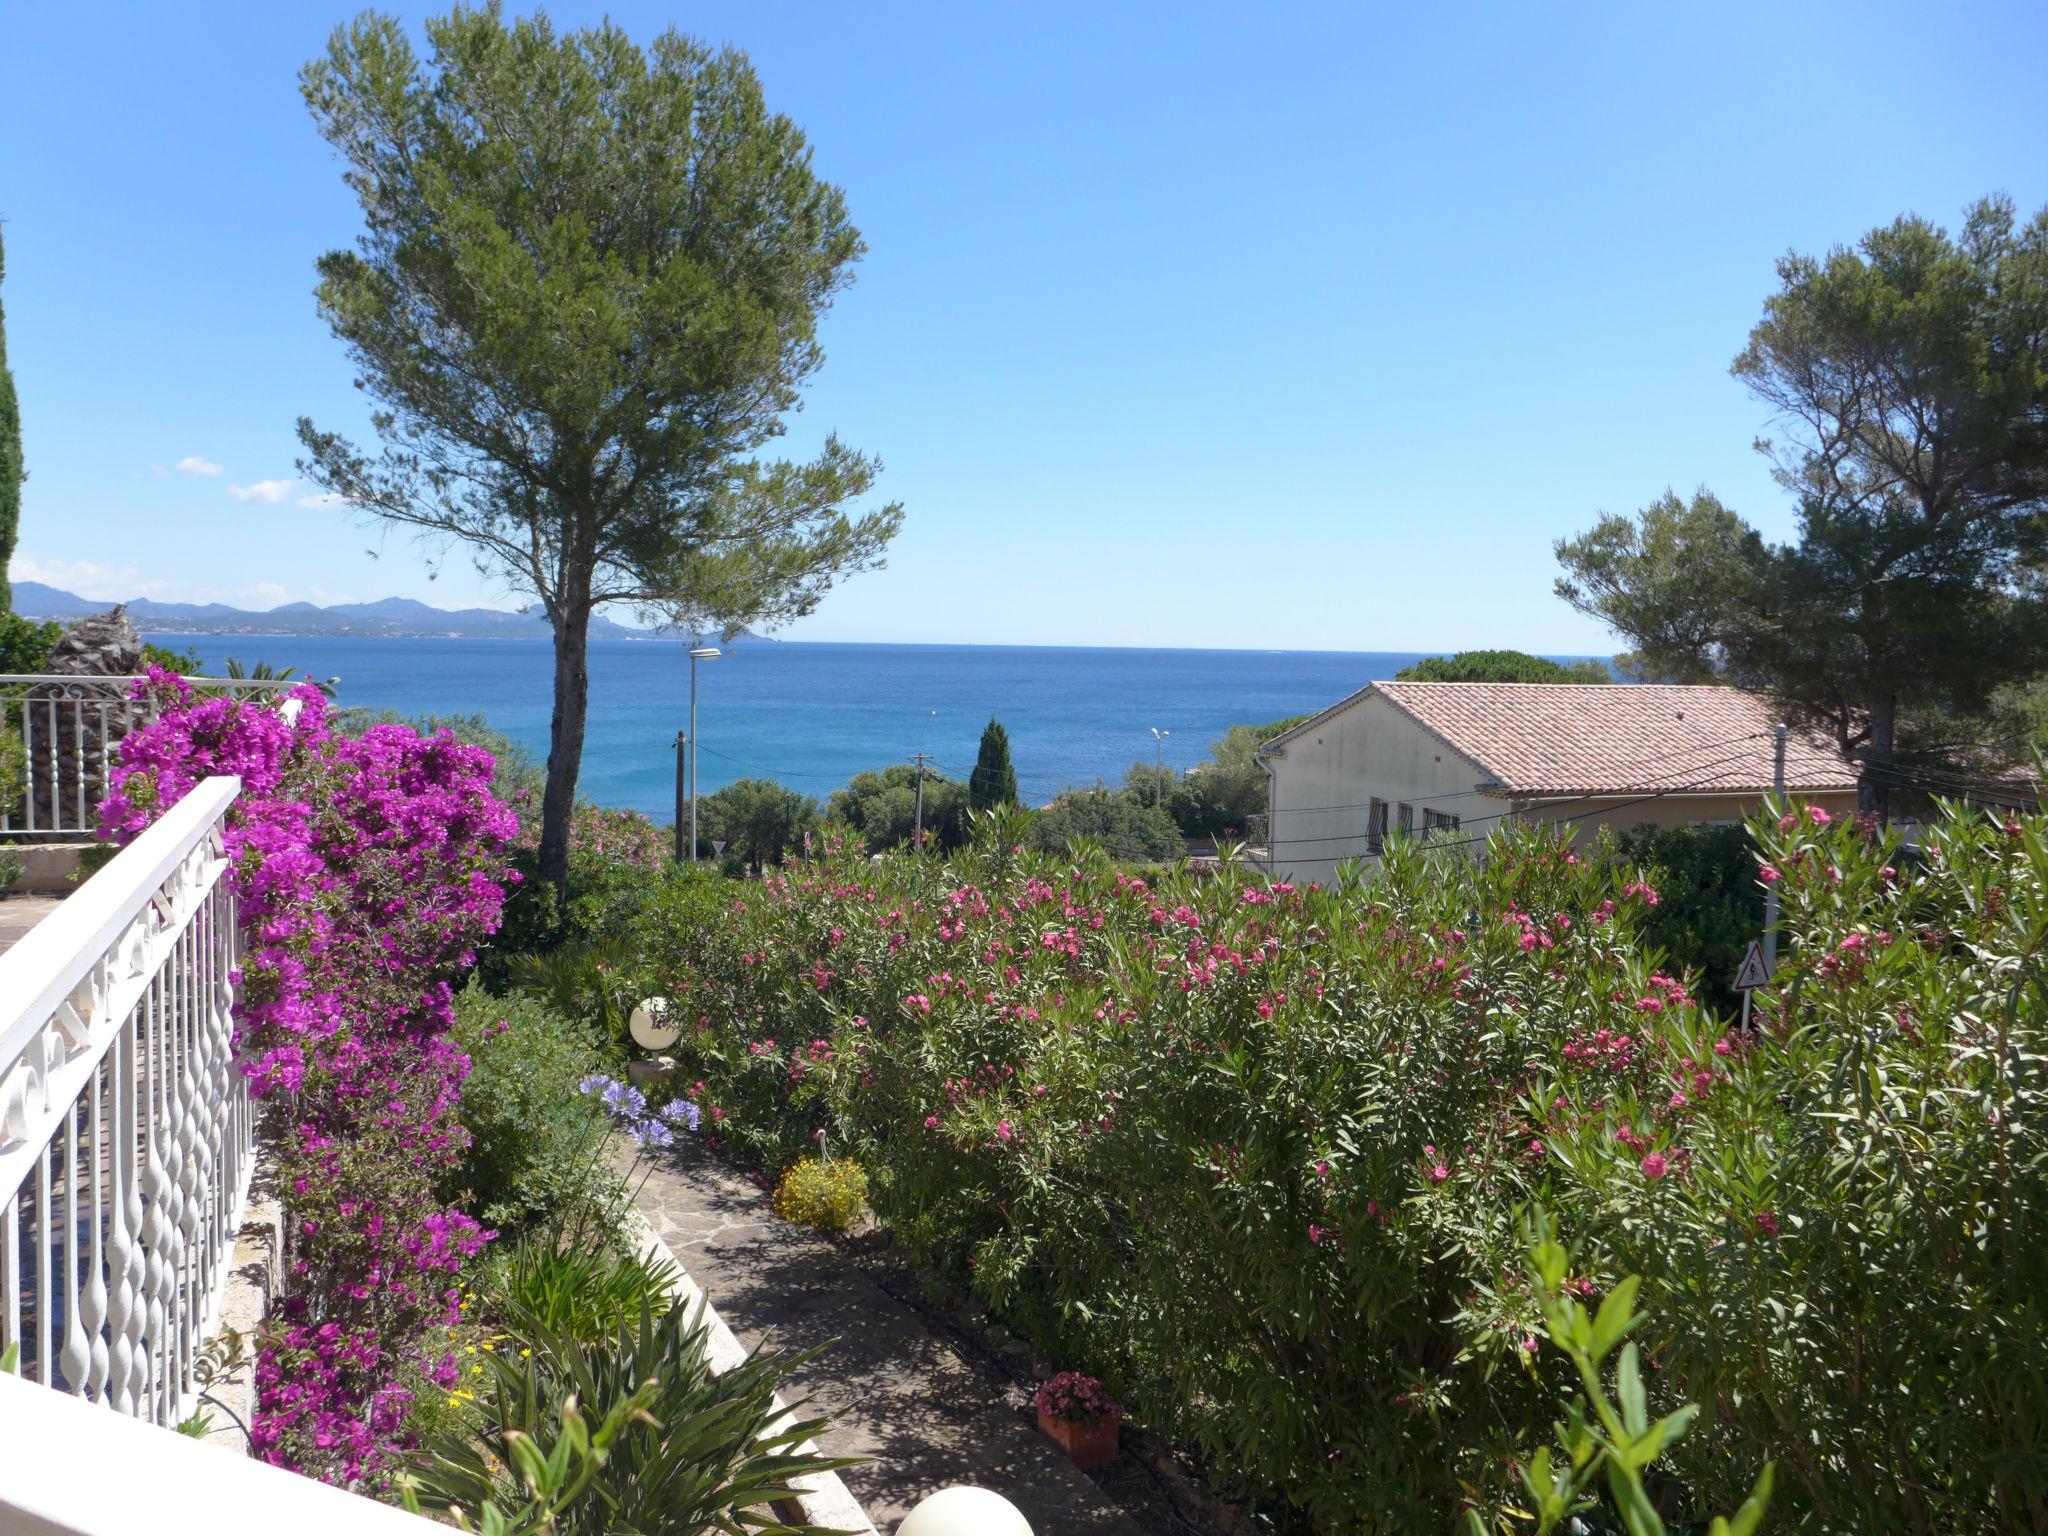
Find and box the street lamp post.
[1150,727,1171,808]
[688,646,721,862]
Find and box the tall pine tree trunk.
[539,593,593,892]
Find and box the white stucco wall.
[1263,692,1492,885]
[1261,694,1864,885]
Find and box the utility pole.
[1150,727,1171,808]
[1763,721,1788,974]
[687,646,720,863]
[911,752,931,854]
[684,733,700,868]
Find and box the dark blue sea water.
[149,635,1577,820]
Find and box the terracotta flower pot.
[1037,1407,1120,1469]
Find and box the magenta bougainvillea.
[100,669,517,1485]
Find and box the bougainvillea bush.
[99,670,517,1487]
[635,807,2045,1533]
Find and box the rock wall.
[22,606,147,836]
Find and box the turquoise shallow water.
[151,635,1595,820]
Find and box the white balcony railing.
[1,675,293,840]
[0,775,251,1426]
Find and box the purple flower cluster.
[100,672,516,1487]
[579,1072,702,1149]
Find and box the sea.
[147,635,1577,820]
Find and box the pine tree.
[0,225,20,612]
[970,717,1019,811]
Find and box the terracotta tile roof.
[1331,683,1854,797]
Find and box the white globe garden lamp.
[897,1486,1033,1536]
[628,996,680,1052]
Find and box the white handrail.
[0,1369,432,1534]
[0,774,254,1425]
[0,776,241,1070]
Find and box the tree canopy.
[969,717,1018,811]
[295,8,901,886]
[700,777,819,874]
[828,763,969,854]
[1028,787,1184,864]
[1395,649,1610,684]
[1557,197,2048,813]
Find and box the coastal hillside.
[10,581,768,642]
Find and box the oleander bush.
[635,807,2048,1533]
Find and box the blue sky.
[4,2,2044,650]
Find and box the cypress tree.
[969,716,1019,811]
[0,226,19,612]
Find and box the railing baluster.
[59,1096,89,1394]
[1,773,254,1432]
[35,1142,53,1387]
[106,1015,143,1416]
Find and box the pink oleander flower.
[1640,1152,1669,1179]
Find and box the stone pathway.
[633,1142,1143,1536]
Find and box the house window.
[1396,802,1414,837]
[1424,808,1460,833]
[1366,798,1388,853]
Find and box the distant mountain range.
[12,581,766,642]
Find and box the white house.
[1256,682,1860,885]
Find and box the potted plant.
[1032,1371,1123,1469]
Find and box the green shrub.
[0,612,60,672]
[772,1157,869,1233]
[632,802,2048,1533]
[485,1234,681,1345]
[448,983,629,1237]
[404,1254,855,1536]
[1604,822,1765,1009]
[1027,786,1183,862]
[486,810,676,988]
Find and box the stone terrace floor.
[0,896,64,959]
[633,1141,1146,1536]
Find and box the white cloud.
[8,553,169,600]
[226,478,299,504]
[176,455,224,477]
[297,491,351,509]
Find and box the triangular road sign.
[1733,940,1772,992]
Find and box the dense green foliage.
[296,7,902,888]
[0,228,18,612]
[628,804,2047,1533]
[1123,713,1309,840]
[1396,649,1611,683]
[1557,196,2048,813]
[827,763,968,854]
[448,984,629,1237]
[700,776,821,873]
[0,613,61,672]
[405,1240,850,1535]
[1604,823,1765,1011]
[1027,786,1183,861]
[969,717,1019,810]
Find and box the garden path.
[632,1142,1145,1536]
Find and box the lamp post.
[688,646,721,862]
[1150,727,1171,808]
